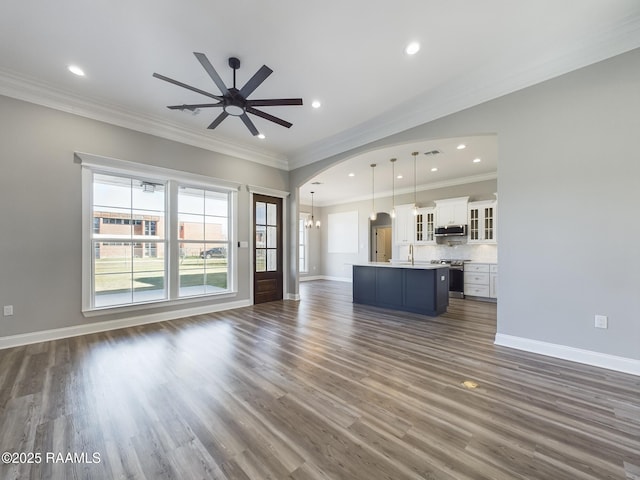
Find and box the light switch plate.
[3,305,13,316]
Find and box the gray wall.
[290,48,640,361]
[298,204,322,277]
[0,95,287,337]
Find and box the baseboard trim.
[494,333,640,376]
[300,275,323,282]
[0,299,252,350]
[285,293,301,301]
[322,276,352,283]
[300,275,352,283]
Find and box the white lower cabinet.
[490,264,498,298]
[464,263,497,299]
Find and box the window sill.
[82,291,238,318]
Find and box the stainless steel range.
[430,259,469,298]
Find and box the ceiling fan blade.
[240,113,259,136]
[152,73,222,100]
[194,52,229,95]
[246,98,303,107]
[246,107,293,128]
[207,111,229,130]
[167,103,223,111]
[239,65,273,98]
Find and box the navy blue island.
[352,263,449,316]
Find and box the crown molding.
[0,68,289,171]
[313,172,497,207]
[288,15,640,170]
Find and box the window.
[299,213,309,273]
[91,173,166,308]
[177,186,229,297]
[81,155,237,313]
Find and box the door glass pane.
[267,249,277,271]
[256,249,266,272]
[267,226,277,248]
[256,202,266,225]
[256,225,266,248]
[267,203,277,225]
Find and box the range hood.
[434,225,467,236]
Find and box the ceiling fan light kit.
[153,52,303,136]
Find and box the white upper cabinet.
[393,204,414,245]
[468,200,497,244]
[415,207,436,244]
[434,197,469,225]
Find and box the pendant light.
[306,191,320,229]
[370,163,377,221]
[389,158,397,219]
[411,151,419,216]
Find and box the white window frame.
[299,213,310,273]
[79,152,240,316]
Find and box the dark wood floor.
[0,280,639,480]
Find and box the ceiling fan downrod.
[228,57,240,89]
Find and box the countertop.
[354,262,447,270]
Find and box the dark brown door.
[253,194,283,304]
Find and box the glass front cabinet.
[415,207,436,244]
[468,200,497,244]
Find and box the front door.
[253,194,283,304]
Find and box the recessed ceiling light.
[431,167,438,172]
[311,100,321,109]
[348,172,355,177]
[257,133,266,139]
[457,144,466,150]
[67,65,85,77]
[397,174,403,179]
[405,42,420,56]
[473,158,482,163]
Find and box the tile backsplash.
[397,243,498,263]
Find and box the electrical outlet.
[594,314,608,329]
[3,305,13,316]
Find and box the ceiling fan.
[153,52,303,136]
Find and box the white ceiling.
[1,1,639,196]
[303,135,498,206]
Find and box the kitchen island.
[352,262,449,316]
